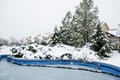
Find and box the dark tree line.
[0,37,8,46]
[0,37,21,46]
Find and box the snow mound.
[10,43,99,62]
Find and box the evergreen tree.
[50,26,60,46]
[72,0,99,43]
[91,23,111,59]
[58,11,84,47]
[51,0,100,48]
[59,11,73,45]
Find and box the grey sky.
[0,0,120,39]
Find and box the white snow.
[0,44,120,68]
[0,46,12,55]
[100,50,120,67]
[108,29,120,37]
[17,44,99,61]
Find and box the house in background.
[21,33,53,44]
[101,23,120,50]
[101,23,110,31]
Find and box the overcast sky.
[0,0,120,40]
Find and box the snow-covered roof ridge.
[101,22,120,37]
[108,29,120,37]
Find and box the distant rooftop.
[101,22,120,37]
[108,29,120,37]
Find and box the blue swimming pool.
[0,60,120,80]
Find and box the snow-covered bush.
[73,47,99,62]
[27,45,37,53]
[40,40,48,46]
[20,46,26,50]
[11,48,17,53]
[60,53,72,60]
[11,47,23,58]
[44,54,53,60]
[10,43,99,62]
[12,53,23,58]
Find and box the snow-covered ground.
[0,46,12,55]
[0,44,120,68]
[100,50,120,67]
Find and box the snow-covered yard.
[100,50,120,67]
[0,46,12,55]
[0,44,120,67]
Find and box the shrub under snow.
[10,43,100,62]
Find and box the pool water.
[0,60,120,80]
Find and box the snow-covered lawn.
[0,46,12,55]
[100,50,120,67]
[0,44,120,68]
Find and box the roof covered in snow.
[101,23,120,37]
[108,29,120,37]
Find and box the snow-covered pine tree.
[59,11,73,45]
[91,23,111,59]
[50,0,100,48]
[50,26,60,46]
[58,11,84,47]
[72,0,99,43]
